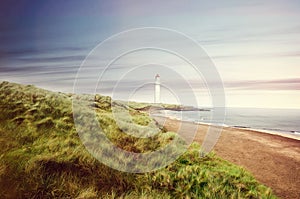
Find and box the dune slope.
[0,81,276,198]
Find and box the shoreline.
[228,126,300,141]
[152,114,300,141]
[153,115,300,199]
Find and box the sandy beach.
[154,116,300,199]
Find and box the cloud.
[17,55,86,63]
[211,51,300,60]
[224,78,300,90]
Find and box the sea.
[153,107,300,137]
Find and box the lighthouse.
[154,74,160,103]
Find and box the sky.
[0,0,300,108]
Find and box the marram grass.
[0,81,276,198]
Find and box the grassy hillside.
[0,81,276,198]
[124,100,208,112]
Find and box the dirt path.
[154,116,300,199]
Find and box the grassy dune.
[0,81,276,198]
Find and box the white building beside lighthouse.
[154,74,160,103]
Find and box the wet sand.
[153,116,300,199]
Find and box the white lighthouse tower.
[154,74,161,103]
